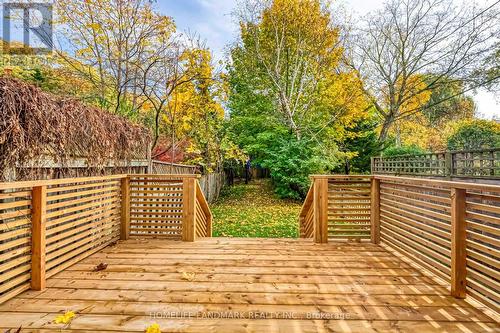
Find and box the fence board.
[372,148,500,179]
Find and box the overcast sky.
[158,0,499,120]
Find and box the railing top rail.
[0,174,128,190]
[0,173,205,190]
[308,174,500,192]
[310,174,372,179]
[374,174,500,192]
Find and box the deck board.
[0,238,498,332]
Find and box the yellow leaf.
[145,323,161,333]
[181,271,196,281]
[54,311,75,325]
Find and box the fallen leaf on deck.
[181,271,196,281]
[93,263,108,272]
[54,311,75,325]
[145,323,161,333]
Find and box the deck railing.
[299,185,314,239]
[300,175,372,242]
[301,174,499,312]
[0,173,211,304]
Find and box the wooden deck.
[0,238,498,332]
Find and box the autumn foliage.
[0,77,150,179]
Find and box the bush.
[261,137,336,200]
[447,119,500,150]
[382,144,427,157]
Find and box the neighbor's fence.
[5,158,197,183]
[0,173,211,304]
[4,157,150,182]
[300,174,499,312]
[199,172,226,203]
[151,160,198,175]
[372,147,500,179]
[151,161,225,203]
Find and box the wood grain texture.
[120,176,130,240]
[313,178,328,243]
[370,178,380,244]
[451,188,467,298]
[0,238,497,332]
[31,185,47,291]
[182,177,196,241]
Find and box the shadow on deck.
[0,238,497,332]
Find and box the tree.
[336,118,383,173]
[56,0,174,114]
[235,0,344,139]
[350,0,499,142]
[137,36,198,150]
[475,41,500,95]
[422,77,475,127]
[447,119,500,150]
[228,0,369,198]
[155,49,245,172]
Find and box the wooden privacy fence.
[151,161,198,175]
[300,174,499,311]
[0,174,211,304]
[372,147,500,179]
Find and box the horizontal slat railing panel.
[0,175,128,304]
[379,178,453,282]
[327,176,372,241]
[194,181,212,238]
[464,190,500,312]
[374,175,500,313]
[299,183,314,238]
[128,175,184,239]
[45,178,122,277]
[0,173,215,306]
[0,187,32,304]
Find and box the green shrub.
[261,137,336,200]
[447,119,500,150]
[382,144,428,157]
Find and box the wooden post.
[182,177,196,242]
[445,152,452,179]
[146,141,153,174]
[206,212,213,237]
[451,187,467,298]
[120,176,130,240]
[313,177,328,244]
[370,178,380,244]
[31,185,47,290]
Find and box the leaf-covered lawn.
[211,179,301,238]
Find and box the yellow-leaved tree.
[228,0,371,198]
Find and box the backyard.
[211,179,301,238]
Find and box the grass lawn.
[211,179,301,238]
